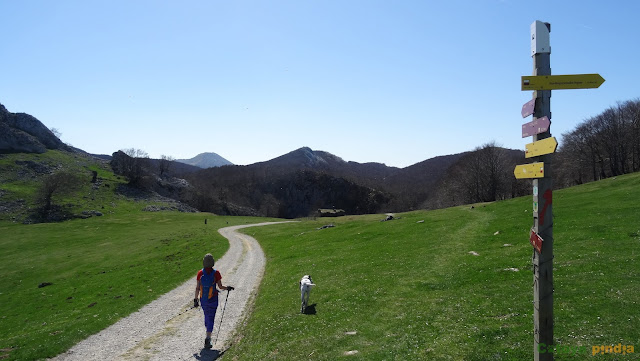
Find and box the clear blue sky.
[1,1,638,167]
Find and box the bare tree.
[557,129,590,186]
[478,142,510,201]
[558,98,640,185]
[598,107,624,176]
[576,119,605,181]
[111,148,150,186]
[618,99,640,172]
[123,148,149,159]
[628,99,640,172]
[462,142,511,203]
[36,171,81,211]
[438,141,516,206]
[159,154,175,176]
[50,127,62,139]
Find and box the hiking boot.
[204,337,212,349]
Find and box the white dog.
[299,275,316,314]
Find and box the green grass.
[0,150,126,222]
[0,212,274,360]
[0,150,281,360]
[224,173,640,360]
[2,150,639,360]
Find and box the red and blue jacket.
[198,268,222,304]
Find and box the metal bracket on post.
[531,21,551,56]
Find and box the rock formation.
[0,103,70,153]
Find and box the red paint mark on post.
[539,189,552,225]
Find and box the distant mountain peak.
[176,152,233,169]
[263,146,345,169]
[296,147,329,166]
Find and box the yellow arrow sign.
[514,162,545,179]
[521,74,605,90]
[525,137,558,158]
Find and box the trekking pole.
[214,289,232,346]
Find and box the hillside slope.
[222,172,640,360]
[182,146,523,217]
[0,104,526,219]
[0,150,195,223]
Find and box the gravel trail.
[50,221,292,361]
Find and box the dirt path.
[50,221,293,361]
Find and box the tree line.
[428,97,640,209]
[103,97,640,217]
[557,99,640,187]
[424,143,528,209]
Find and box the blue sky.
[1,1,638,167]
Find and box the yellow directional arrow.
[521,74,605,90]
[514,162,545,179]
[525,137,558,158]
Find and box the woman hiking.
[194,253,234,349]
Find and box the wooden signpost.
[516,20,604,361]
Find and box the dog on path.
[299,275,315,314]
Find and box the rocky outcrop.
[0,103,70,153]
[0,122,47,153]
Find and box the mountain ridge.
[1,103,528,218]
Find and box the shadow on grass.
[303,303,317,315]
[193,346,227,361]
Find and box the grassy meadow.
[225,173,640,360]
[0,211,275,361]
[1,150,638,360]
[0,151,276,360]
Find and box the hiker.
[194,253,234,349]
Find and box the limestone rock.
[0,103,70,153]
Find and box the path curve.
[51,221,293,361]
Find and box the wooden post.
[531,21,554,361]
[520,21,603,360]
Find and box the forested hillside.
[3,98,640,220]
[557,99,640,186]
